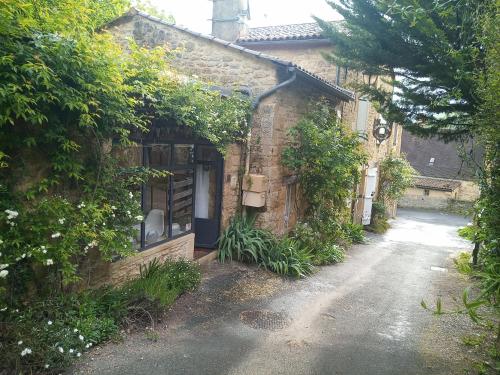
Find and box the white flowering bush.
[1,290,125,372]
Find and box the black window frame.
[138,142,197,251]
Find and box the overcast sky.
[149,0,341,33]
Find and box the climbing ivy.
[0,0,251,307]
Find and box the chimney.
[211,0,250,42]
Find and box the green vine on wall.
[0,0,251,307]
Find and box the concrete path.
[74,209,478,375]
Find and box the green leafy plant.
[217,215,275,264]
[454,251,473,275]
[342,222,367,244]
[0,258,200,373]
[311,243,346,266]
[261,237,314,278]
[378,154,416,202]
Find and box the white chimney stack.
[211,0,250,42]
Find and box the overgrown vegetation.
[326,0,498,359]
[282,100,367,261]
[1,258,201,373]
[0,1,247,372]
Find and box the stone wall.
[108,15,280,95]
[86,233,195,287]
[244,41,402,223]
[399,179,479,211]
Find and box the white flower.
[9,222,15,227]
[129,192,134,199]
[5,209,19,220]
[0,307,7,311]
[85,342,93,348]
[77,202,85,209]
[69,349,74,353]
[20,347,32,356]
[0,239,3,244]
[79,335,84,341]
[51,232,61,239]
[73,328,78,333]
[18,340,23,345]
[135,215,143,221]
[45,259,54,266]
[126,210,131,216]
[21,253,26,258]
[58,347,64,353]
[42,249,47,254]
[111,214,115,218]
[77,352,81,357]
[44,364,50,369]
[111,206,117,210]
[0,264,8,270]
[58,218,65,224]
[0,270,8,278]
[47,320,53,325]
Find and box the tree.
[316,0,492,139]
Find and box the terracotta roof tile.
[238,22,325,42]
[413,176,461,192]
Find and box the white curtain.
[195,164,209,219]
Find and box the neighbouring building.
[90,1,402,285]
[399,132,481,211]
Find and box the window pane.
[195,164,216,220]
[172,170,193,235]
[174,144,194,165]
[356,100,369,132]
[145,145,171,168]
[143,176,169,245]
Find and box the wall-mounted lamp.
[372,116,392,144]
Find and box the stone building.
[92,2,401,284]
[399,132,481,211]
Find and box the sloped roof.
[413,176,461,192]
[106,9,355,101]
[401,132,482,181]
[238,22,325,42]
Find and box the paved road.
[75,209,475,375]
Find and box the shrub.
[312,243,346,266]
[127,259,201,308]
[217,215,275,263]
[367,201,390,234]
[261,237,314,278]
[342,222,367,244]
[1,291,124,373]
[0,258,200,374]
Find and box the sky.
[149,0,341,34]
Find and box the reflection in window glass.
[145,145,171,168]
[174,144,194,164]
[172,170,193,236]
[143,176,169,245]
[195,163,216,220]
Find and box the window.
[424,189,430,196]
[126,142,195,250]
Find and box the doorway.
[194,145,223,249]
